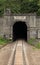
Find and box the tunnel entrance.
[13,21,27,41]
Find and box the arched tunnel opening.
[13,21,27,41]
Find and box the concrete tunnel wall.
[0,14,40,41]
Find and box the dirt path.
[0,40,40,65]
[0,41,17,65]
[24,41,40,65]
[14,41,23,65]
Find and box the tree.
[0,0,6,16]
[0,0,40,16]
[21,0,39,13]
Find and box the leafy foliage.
[0,0,6,16]
[0,0,40,16]
[37,8,40,15]
[21,0,39,13]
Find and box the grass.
[0,37,10,45]
[28,38,40,49]
[35,42,40,49]
[28,38,35,45]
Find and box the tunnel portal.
[13,21,27,41]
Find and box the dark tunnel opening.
[13,21,27,41]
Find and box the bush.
[37,8,40,16]
[28,38,40,49]
[28,38,35,45]
[0,36,9,45]
[35,42,40,49]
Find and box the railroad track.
[7,40,29,65]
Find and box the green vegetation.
[35,42,40,49]
[28,38,40,49]
[0,37,9,45]
[28,38,35,45]
[0,0,40,16]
